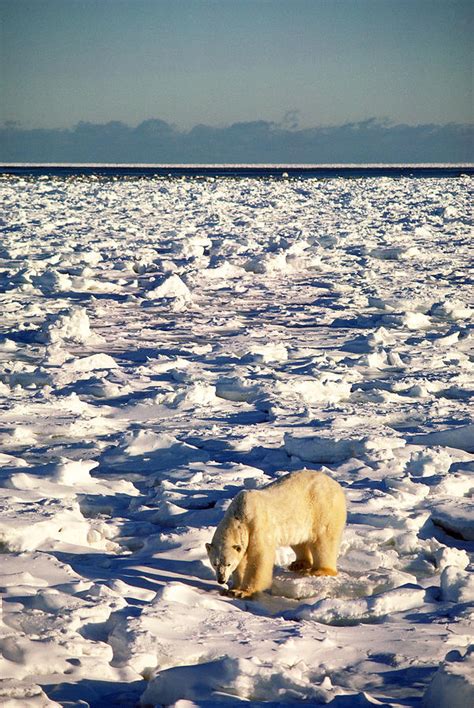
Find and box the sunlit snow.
[0,173,472,706]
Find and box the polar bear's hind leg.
[306,532,341,576]
[289,543,313,573]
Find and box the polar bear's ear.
[233,545,242,553]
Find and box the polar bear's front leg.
[231,554,248,590]
[227,537,274,598]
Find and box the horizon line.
[2,162,473,168]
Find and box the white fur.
[206,470,346,598]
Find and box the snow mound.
[399,311,432,331]
[200,261,243,280]
[36,307,102,345]
[285,433,355,463]
[65,352,118,371]
[284,433,405,464]
[431,500,474,540]
[440,566,474,603]
[0,495,117,552]
[247,342,288,363]
[109,431,210,471]
[244,251,290,274]
[169,382,219,408]
[409,425,474,453]
[359,348,404,369]
[146,274,192,302]
[275,375,352,404]
[52,458,99,485]
[430,299,472,321]
[423,649,474,708]
[34,268,72,293]
[141,655,334,705]
[369,245,421,261]
[215,377,260,402]
[0,680,61,707]
[292,584,425,625]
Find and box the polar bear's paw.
[226,588,257,599]
[304,567,338,577]
[289,560,312,573]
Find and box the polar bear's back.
[244,469,346,547]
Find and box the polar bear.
[206,469,346,598]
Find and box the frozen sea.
[0,172,473,707]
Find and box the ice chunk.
[431,500,474,541]
[141,656,333,705]
[34,268,72,292]
[430,299,472,321]
[123,429,172,455]
[65,353,118,371]
[215,377,260,402]
[275,376,352,404]
[294,584,425,624]
[247,342,288,363]
[407,447,454,477]
[423,648,474,708]
[200,261,243,280]
[170,382,219,408]
[146,274,191,301]
[284,432,355,463]
[52,458,99,485]
[431,545,469,572]
[440,566,474,603]
[360,348,404,369]
[401,311,432,331]
[36,307,101,345]
[244,251,289,274]
[0,680,61,706]
[409,425,474,453]
[284,432,404,464]
[110,431,209,471]
[368,245,421,260]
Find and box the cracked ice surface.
[0,174,472,706]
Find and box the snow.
[409,424,474,453]
[440,565,474,602]
[0,172,472,706]
[145,273,192,303]
[423,648,474,708]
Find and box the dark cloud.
[0,118,472,163]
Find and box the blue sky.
[1,0,472,130]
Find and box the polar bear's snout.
[216,559,237,584]
[206,540,244,586]
[217,568,227,585]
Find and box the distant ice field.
[0,174,472,706]
[1,162,474,178]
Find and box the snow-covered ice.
[0,173,472,706]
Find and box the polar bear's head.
[205,540,244,585]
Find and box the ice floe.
[0,172,472,706]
